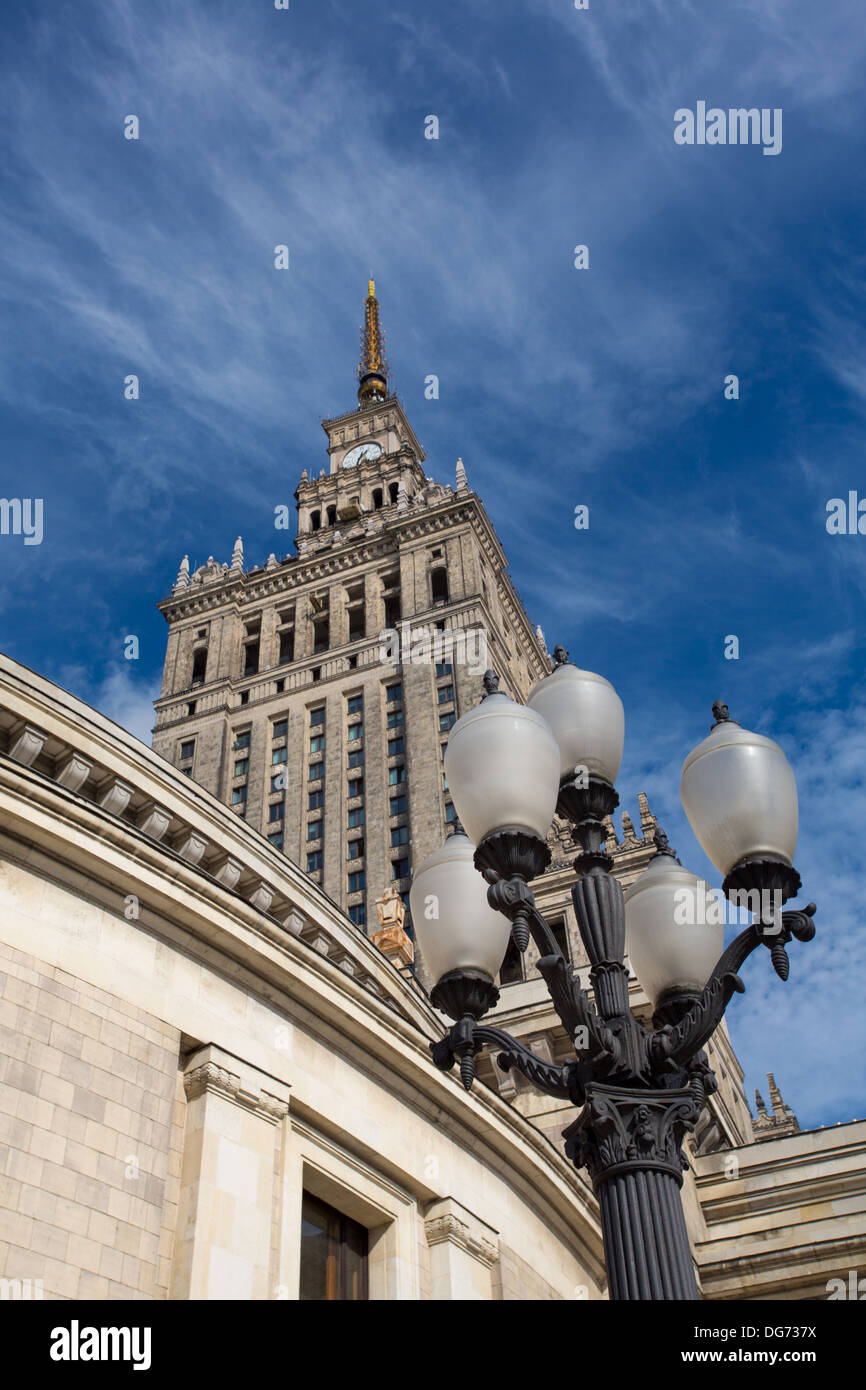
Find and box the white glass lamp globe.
[624,850,723,1008]
[680,709,798,876]
[527,656,624,785]
[409,830,512,985]
[443,681,560,845]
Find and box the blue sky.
[1,0,864,1131]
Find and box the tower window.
[431,567,449,604]
[391,858,410,881]
[314,618,329,654]
[498,936,524,986]
[388,482,399,504]
[327,505,337,526]
[372,488,383,510]
[244,641,259,677]
[279,630,295,665]
[349,904,366,928]
[191,647,207,686]
[310,707,326,726]
[180,740,195,761]
[310,510,321,532]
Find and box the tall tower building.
[152,283,550,945]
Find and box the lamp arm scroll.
[652,903,817,1069]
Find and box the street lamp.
[413,650,816,1301]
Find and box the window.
[327,504,337,526]
[191,648,207,685]
[234,759,249,778]
[180,740,195,760]
[348,724,363,742]
[348,839,364,861]
[312,667,321,683]
[348,655,358,670]
[239,691,249,706]
[244,641,259,677]
[445,802,457,823]
[279,630,294,665]
[384,595,401,627]
[273,719,288,739]
[309,762,324,781]
[438,685,454,704]
[275,679,285,693]
[348,749,364,769]
[232,787,247,805]
[385,683,402,702]
[391,858,410,881]
[269,803,284,823]
[388,482,399,504]
[390,826,409,847]
[308,821,323,840]
[307,851,323,872]
[435,661,452,678]
[299,1193,369,1301]
[348,871,366,894]
[187,702,196,716]
[439,713,455,732]
[272,746,288,765]
[348,610,364,642]
[348,808,365,829]
[235,731,251,750]
[349,904,367,927]
[431,567,449,604]
[388,737,404,757]
[268,832,284,850]
[388,766,405,786]
[310,735,325,753]
[372,488,383,510]
[308,790,324,810]
[310,708,326,726]
[181,766,192,777]
[387,710,403,728]
[310,510,321,531]
[348,779,363,799]
[390,795,407,817]
[440,743,448,758]
[499,936,524,986]
[550,917,571,961]
[347,695,364,714]
[314,618,329,654]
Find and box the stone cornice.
[183,1060,290,1124]
[424,1213,499,1267]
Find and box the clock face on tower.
[342,442,383,469]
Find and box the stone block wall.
[0,940,183,1300]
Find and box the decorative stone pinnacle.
[230,537,244,574]
[455,457,468,492]
[174,555,190,591]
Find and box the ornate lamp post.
[410,651,816,1301]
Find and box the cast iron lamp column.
[411,654,816,1302]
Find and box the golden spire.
[358,279,390,406]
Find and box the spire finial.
[711,701,739,730]
[358,278,389,406]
